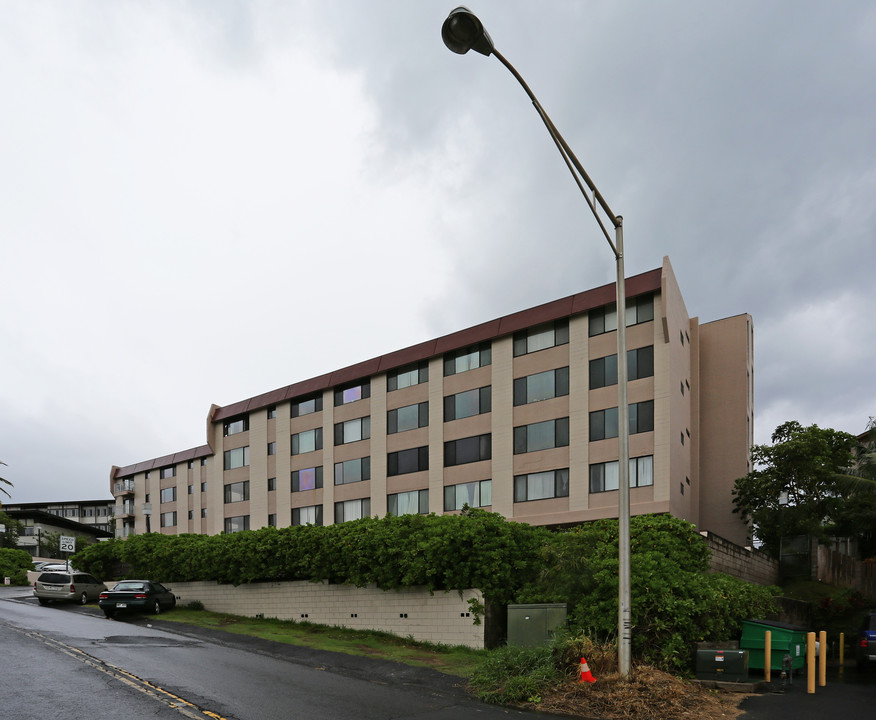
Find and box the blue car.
[856,611,876,670]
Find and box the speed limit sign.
[59,535,76,553]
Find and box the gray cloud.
[2,0,873,503]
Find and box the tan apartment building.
[110,257,753,546]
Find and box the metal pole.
[615,219,631,675]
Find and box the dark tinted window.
[39,573,70,583]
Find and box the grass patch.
[159,608,484,677]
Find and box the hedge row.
[72,509,549,604]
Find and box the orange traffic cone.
[579,656,596,683]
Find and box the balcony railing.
[113,479,135,495]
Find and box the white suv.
[33,572,106,606]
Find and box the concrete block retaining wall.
[169,580,486,649]
[704,532,780,586]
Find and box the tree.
[732,421,862,558]
[829,417,876,558]
[0,511,22,549]
[0,460,11,505]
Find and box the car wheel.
[37,598,49,606]
[103,609,115,619]
[79,592,88,605]
[153,600,161,615]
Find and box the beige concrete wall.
[169,580,486,649]
[659,257,693,523]
[698,314,753,546]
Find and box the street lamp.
[442,6,632,676]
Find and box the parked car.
[856,610,876,670]
[33,572,106,606]
[99,580,177,618]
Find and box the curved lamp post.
[442,6,632,676]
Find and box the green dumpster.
[740,620,806,672]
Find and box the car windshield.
[114,582,146,591]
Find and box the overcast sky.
[2,1,874,504]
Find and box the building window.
[292,505,323,526]
[387,489,429,516]
[200,482,206,492]
[590,346,654,389]
[444,387,491,421]
[200,508,207,518]
[187,461,194,470]
[629,400,655,434]
[188,485,193,495]
[334,417,371,445]
[224,515,250,533]
[267,477,276,491]
[223,416,249,437]
[590,401,654,441]
[335,457,371,485]
[267,405,277,419]
[160,511,177,528]
[291,395,323,417]
[200,457,207,467]
[291,466,323,492]
[514,469,569,502]
[223,446,250,470]
[268,514,277,527]
[187,510,193,520]
[159,487,176,504]
[387,361,428,391]
[513,319,569,356]
[589,294,655,336]
[514,418,570,454]
[444,480,492,511]
[589,455,654,493]
[159,466,176,480]
[387,446,429,476]
[388,402,429,434]
[334,381,370,406]
[224,481,250,503]
[291,428,323,455]
[267,441,276,456]
[513,368,569,406]
[335,498,371,524]
[444,434,491,467]
[443,343,491,376]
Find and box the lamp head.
[441,7,494,56]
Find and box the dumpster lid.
[741,619,807,631]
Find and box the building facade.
[110,257,753,545]
[3,499,115,535]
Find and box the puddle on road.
[96,635,203,648]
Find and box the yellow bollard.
[839,632,845,677]
[807,632,816,694]
[819,630,827,687]
[764,630,772,682]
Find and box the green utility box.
[695,649,749,682]
[507,603,567,647]
[740,620,806,672]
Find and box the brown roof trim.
[212,266,662,422]
[113,444,212,478]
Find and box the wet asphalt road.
[3,585,874,719]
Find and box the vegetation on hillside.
[73,510,777,673]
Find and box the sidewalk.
[738,666,875,719]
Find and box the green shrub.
[517,515,779,674]
[468,643,560,704]
[0,547,34,585]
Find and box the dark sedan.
[99,580,177,618]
